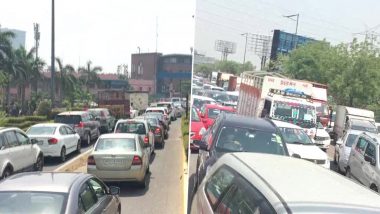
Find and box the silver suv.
[0,128,44,178]
[347,132,380,192]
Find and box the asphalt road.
[43,142,94,171]
[108,118,185,214]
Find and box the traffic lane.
[113,118,185,214]
[43,144,93,172]
[188,153,197,214]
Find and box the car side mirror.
[31,139,38,145]
[109,186,120,195]
[292,153,301,158]
[364,155,376,166]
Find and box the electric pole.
[241,33,248,71]
[34,23,40,59]
[284,13,299,49]
[51,0,56,107]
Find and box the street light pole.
[51,0,55,107]
[137,46,140,54]
[241,33,248,71]
[284,13,299,49]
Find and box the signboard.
[261,76,313,99]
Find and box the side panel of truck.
[129,93,149,111]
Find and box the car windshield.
[145,113,164,120]
[191,108,201,122]
[228,94,238,102]
[146,118,159,126]
[95,138,136,151]
[116,122,146,135]
[205,92,229,102]
[0,192,66,214]
[88,110,101,116]
[208,108,233,119]
[55,115,81,124]
[346,134,359,147]
[272,101,316,128]
[146,109,164,114]
[278,127,313,145]
[27,127,56,135]
[351,120,377,133]
[215,127,286,155]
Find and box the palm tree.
[0,30,15,110]
[56,57,77,105]
[78,61,102,92]
[0,30,15,68]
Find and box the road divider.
[54,149,92,172]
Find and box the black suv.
[194,113,289,190]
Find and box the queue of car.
[190,76,380,213]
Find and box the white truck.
[237,72,317,131]
[129,91,149,117]
[211,71,217,84]
[333,106,377,140]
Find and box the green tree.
[78,61,102,92]
[216,60,240,75]
[56,58,77,105]
[194,63,215,76]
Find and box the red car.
[200,104,236,129]
[190,107,206,153]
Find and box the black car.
[194,113,289,190]
[0,172,121,213]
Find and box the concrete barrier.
[54,149,92,172]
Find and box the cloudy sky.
[195,0,380,68]
[0,0,195,73]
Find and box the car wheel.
[2,167,12,179]
[34,155,44,171]
[370,184,378,192]
[60,147,66,163]
[346,167,352,178]
[87,133,91,145]
[76,140,81,153]
[140,172,148,189]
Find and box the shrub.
[48,108,66,120]
[36,100,52,116]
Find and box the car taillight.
[48,138,58,144]
[75,122,84,128]
[144,136,149,143]
[155,127,161,134]
[132,155,142,165]
[87,156,96,165]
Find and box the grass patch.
[181,115,189,161]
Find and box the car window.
[95,138,136,152]
[115,122,147,135]
[4,131,20,147]
[217,176,275,214]
[365,142,376,160]
[55,115,82,124]
[59,127,68,135]
[79,183,98,212]
[355,137,368,154]
[0,135,6,148]
[64,126,75,135]
[345,134,359,147]
[15,132,29,145]
[88,178,107,199]
[27,127,56,135]
[205,166,235,208]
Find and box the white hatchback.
[26,123,81,162]
[273,120,330,169]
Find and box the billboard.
[270,30,316,60]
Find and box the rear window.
[146,109,164,114]
[116,122,146,135]
[157,103,171,109]
[208,108,233,119]
[146,118,158,126]
[27,127,56,135]
[55,115,81,124]
[95,138,136,152]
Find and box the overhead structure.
[247,34,272,70]
[215,40,236,61]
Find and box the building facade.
[2,28,26,49]
[130,53,162,94]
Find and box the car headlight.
[199,127,206,136]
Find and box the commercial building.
[1,28,26,49]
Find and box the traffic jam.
[0,95,186,213]
[188,71,380,213]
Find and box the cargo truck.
[237,72,317,131]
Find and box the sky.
[194,0,380,69]
[0,0,195,73]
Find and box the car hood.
[314,128,330,137]
[287,143,328,160]
[191,121,204,132]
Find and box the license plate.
[37,140,44,145]
[103,159,124,165]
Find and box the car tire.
[346,167,352,178]
[60,147,66,163]
[2,167,12,179]
[87,133,91,145]
[140,172,148,189]
[76,140,81,153]
[370,184,378,192]
[34,154,44,171]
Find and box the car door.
[58,126,70,152]
[83,114,95,139]
[362,141,377,187]
[66,126,79,149]
[15,131,35,168]
[4,131,25,171]
[147,123,154,150]
[351,137,368,179]
[87,178,118,214]
[138,136,149,169]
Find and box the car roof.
[271,119,303,129]
[30,123,66,127]
[116,119,147,124]
[226,153,380,212]
[221,114,276,132]
[100,133,138,139]
[0,172,89,193]
[204,104,235,111]
[362,132,380,145]
[58,111,86,115]
[192,95,216,101]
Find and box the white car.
[334,129,362,173]
[273,120,330,169]
[191,153,380,214]
[0,128,44,178]
[145,106,170,124]
[114,119,155,155]
[347,132,380,192]
[26,123,81,162]
[310,123,331,150]
[191,95,216,111]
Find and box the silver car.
[87,133,150,188]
